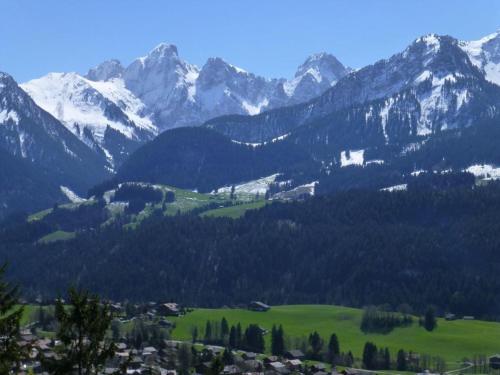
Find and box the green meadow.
[169,305,500,365]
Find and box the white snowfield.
[0,109,19,125]
[21,73,157,167]
[60,186,87,203]
[460,30,500,86]
[381,184,408,192]
[340,149,365,167]
[214,174,280,195]
[465,164,500,180]
[21,73,156,140]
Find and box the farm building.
[284,350,305,360]
[159,302,181,316]
[249,301,271,312]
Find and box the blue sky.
[1,0,499,82]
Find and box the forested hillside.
[115,127,317,192]
[2,182,500,318]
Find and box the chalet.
[159,302,181,316]
[243,359,263,372]
[285,359,302,370]
[490,354,500,369]
[267,362,290,375]
[223,364,243,375]
[263,355,279,364]
[284,350,305,360]
[248,301,270,312]
[242,352,257,360]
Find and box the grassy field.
[169,305,500,364]
[201,200,267,218]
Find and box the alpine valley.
[4,30,500,316]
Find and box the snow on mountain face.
[83,43,349,130]
[21,72,157,167]
[0,72,110,191]
[86,59,124,81]
[207,33,500,146]
[460,30,500,85]
[284,52,350,103]
[121,43,201,128]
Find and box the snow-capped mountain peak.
[460,30,500,85]
[23,41,351,133]
[21,72,157,168]
[86,59,124,81]
[284,52,350,102]
[146,43,179,60]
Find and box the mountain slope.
[115,127,317,193]
[460,30,500,85]
[0,72,110,194]
[205,34,500,148]
[21,73,157,168]
[0,148,65,218]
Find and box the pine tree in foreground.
[42,287,117,375]
[0,263,23,374]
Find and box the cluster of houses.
[16,330,332,375]
[16,330,183,374]
[195,346,342,375]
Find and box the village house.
[248,301,271,312]
[283,350,305,360]
[159,302,181,316]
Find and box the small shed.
[284,349,305,360]
[159,302,181,316]
[248,301,270,312]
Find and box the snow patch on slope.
[340,150,364,167]
[0,109,19,124]
[21,73,156,141]
[214,174,279,195]
[465,164,500,180]
[60,186,87,203]
[381,184,408,192]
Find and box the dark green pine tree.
[177,343,192,375]
[308,331,323,360]
[0,264,23,374]
[423,307,437,331]
[271,325,285,356]
[229,326,237,348]
[204,321,213,343]
[383,347,391,369]
[362,342,378,370]
[236,323,242,348]
[276,325,285,355]
[42,288,117,375]
[327,333,340,364]
[244,324,265,353]
[397,349,407,371]
[222,348,234,365]
[221,317,229,342]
